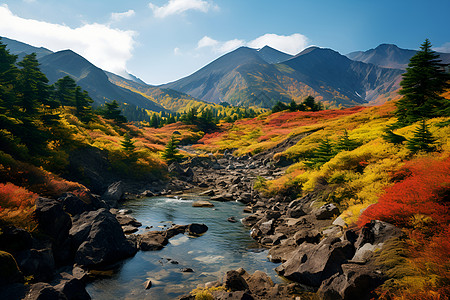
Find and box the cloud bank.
[434,42,450,53]
[149,0,217,18]
[197,33,309,55]
[110,10,136,23]
[0,5,136,76]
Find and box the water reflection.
[86,196,281,300]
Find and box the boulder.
[317,263,384,300]
[192,200,214,207]
[187,223,208,236]
[352,220,401,263]
[114,214,142,227]
[275,238,355,287]
[287,207,306,218]
[69,209,137,267]
[138,231,168,251]
[16,248,56,282]
[54,273,91,300]
[102,181,125,208]
[241,215,261,227]
[122,226,139,234]
[224,270,249,292]
[293,229,321,245]
[35,197,72,243]
[0,251,23,286]
[59,193,92,216]
[245,270,274,297]
[25,282,67,300]
[211,194,234,202]
[165,224,188,239]
[315,203,340,220]
[0,226,33,254]
[237,193,252,204]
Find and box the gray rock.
[70,209,137,267]
[192,200,214,207]
[59,193,93,216]
[224,270,249,292]
[317,263,384,300]
[315,203,340,220]
[102,181,125,208]
[138,232,168,251]
[187,223,208,236]
[275,238,355,287]
[54,273,91,300]
[241,215,261,227]
[17,248,55,282]
[293,229,321,245]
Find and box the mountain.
[281,47,404,106]
[257,46,293,64]
[162,46,293,107]
[1,36,165,112]
[1,36,53,60]
[38,50,165,112]
[347,43,450,69]
[163,46,404,108]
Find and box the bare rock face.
[25,282,67,300]
[315,203,340,220]
[137,231,168,251]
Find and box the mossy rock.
[0,250,23,286]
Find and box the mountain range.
[2,36,449,112]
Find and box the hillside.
[163,46,404,108]
[347,43,450,69]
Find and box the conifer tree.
[102,100,127,123]
[121,133,137,161]
[395,39,450,125]
[382,127,407,145]
[305,138,335,169]
[335,130,360,151]
[406,120,437,153]
[161,134,183,162]
[54,76,76,107]
[75,86,93,122]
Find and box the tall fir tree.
[54,76,76,107]
[74,86,93,122]
[395,39,450,125]
[406,120,437,153]
[335,130,360,151]
[102,100,127,123]
[161,134,183,162]
[121,133,137,161]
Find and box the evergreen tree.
[54,76,76,107]
[121,133,137,161]
[75,86,93,122]
[150,113,159,128]
[16,53,49,117]
[102,100,127,123]
[406,120,437,153]
[335,130,360,151]
[305,138,335,169]
[0,41,19,125]
[395,39,450,125]
[382,127,407,145]
[161,134,183,162]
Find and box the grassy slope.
[195,100,450,299]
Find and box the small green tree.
[161,135,183,162]
[101,100,127,123]
[305,138,335,169]
[75,86,93,122]
[406,120,437,153]
[335,130,360,151]
[395,39,450,125]
[382,127,407,144]
[121,133,137,161]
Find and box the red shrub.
[359,156,450,228]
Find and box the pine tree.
[54,76,76,107]
[395,39,450,125]
[382,127,407,144]
[335,130,360,151]
[121,133,137,161]
[102,100,127,123]
[305,138,335,169]
[406,120,437,153]
[75,86,93,123]
[161,134,183,162]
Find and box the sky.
[0,0,449,85]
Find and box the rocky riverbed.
[0,140,402,300]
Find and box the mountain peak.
[256,45,293,64]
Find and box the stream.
[86,194,283,299]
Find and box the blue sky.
[0,0,449,85]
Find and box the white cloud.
[0,5,136,76]
[197,36,218,48]
[248,33,309,55]
[196,33,309,55]
[149,0,216,18]
[434,42,450,53]
[23,0,36,3]
[110,9,135,23]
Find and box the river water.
[86,194,282,299]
